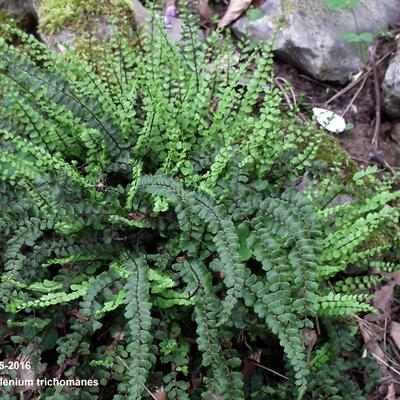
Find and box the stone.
[232,0,400,82]
[36,0,184,51]
[130,0,183,43]
[382,47,400,118]
[0,0,38,19]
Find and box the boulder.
[36,0,183,51]
[382,47,400,118]
[0,0,38,19]
[232,0,400,82]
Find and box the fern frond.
[139,175,246,325]
[179,261,245,400]
[123,255,153,399]
[316,292,376,316]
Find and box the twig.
[351,155,372,164]
[369,149,396,175]
[325,50,393,105]
[371,42,382,148]
[274,77,297,110]
[315,316,321,336]
[251,361,289,380]
[116,356,158,400]
[384,318,388,353]
[298,73,339,92]
[341,75,368,116]
[370,352,400,377]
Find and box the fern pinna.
[0,8,395,400]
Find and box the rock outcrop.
[36,0,183,51]
[232,0,400,82]
[0,0,37,19]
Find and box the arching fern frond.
[139,175,246,325]
[123,254,154,400]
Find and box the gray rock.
[37,0,184,51]
[0,0,37,19]
[130,0,183,44]
[38,16,114,51]
[382,47,400,118]
[232,0,400,82]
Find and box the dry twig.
[274,76,297,110]
[341,75,368,116]
[251,361,289,380]
[371,42,382,148]
[324,50,393,105]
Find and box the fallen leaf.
[385,383,396,400]
[374,282,395,318]
[358,319,388,375]
[166,0,176,8]
[250,350,262,363]
[199,0,215,21]
[304,328,317,362]
[153,388,168,400]
[366,282,396,322]
[218,0,252,29]
[15,345,37,393]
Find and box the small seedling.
[323,0,374,62]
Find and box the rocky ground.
[230,0,400,175]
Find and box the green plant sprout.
[324,0,374,63]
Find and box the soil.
[273,27,400,173]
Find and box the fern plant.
[0,6,397,400]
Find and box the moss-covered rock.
[37,0,133,36]
[316,133,358,181]
[36,0,136,54]
[35,0,184,55]
[0,0,37,19]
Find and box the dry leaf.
[358,319,388,375]
[153,388,168,400]
[218,0,252,29]
[385,383,396,400]
[304,328,317,362]
[250,350,262,363]
[365,272,400,322]
[199,0,215,21]
[15,345,37,394]
[371,282,395,320]
[166,0,176,8]
[390,321,400,351]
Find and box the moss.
[38,0,134,36]
[315,133,358,181]
[36,0,138,60]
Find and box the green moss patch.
[38,0,134,35]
